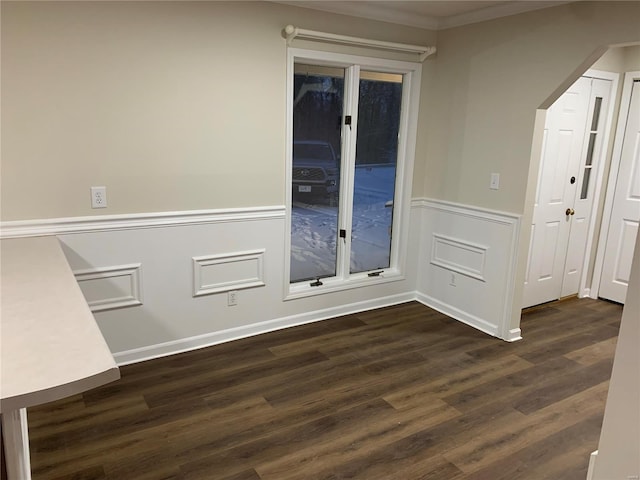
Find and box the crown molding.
[439,1,572,29]
[273,1,572,31]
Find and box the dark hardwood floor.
[27,297,622,480]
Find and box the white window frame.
[284,48,422,300]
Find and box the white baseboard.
[114,291,415,365]
[586,450,598,480]
[414,291,500,338]
[506,328,522,342]
[579,288,594,299]
[116,288,523,365]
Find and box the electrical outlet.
[449,273,456,287]
[91,186,107,209]
[228,290,238,306]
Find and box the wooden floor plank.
[28,297,623,480]
[178,399,395,479]
[383,353,533,408]
[442,381,610,473]
[255,397,461,480]
[564,336,618,366]
[440,356,581,413]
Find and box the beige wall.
[591,43,640,72]
[592,49,640,473]
[0,1,435,221]
[624,44,640,71]
[591,45,626,72]
[593,234,640,479]
[3,2,639,222]
[421,1,640,213]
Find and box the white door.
[562,78,612,296]
[524,77,611,308]
[599,79,640,304]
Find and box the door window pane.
[351,72,403,274]
[590,97,603,131]
[580,167,591,199]
[290,64,344,283]
[585,133,596,166]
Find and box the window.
[285,49,422,298]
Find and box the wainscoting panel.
[415,199,521,340]
[192,250,265,297]
[431,234,487,281]
[74,264,143,312]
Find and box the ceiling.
[276,1,572,30]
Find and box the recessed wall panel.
[430,234,487,281]
[74,264,143,312]
[193,249,265,297]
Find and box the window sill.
[284,268,405,301]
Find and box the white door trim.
[592,70,640,299]
[578,69,620,298]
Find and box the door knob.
[565,208,575,216]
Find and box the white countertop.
[0,236,119,412]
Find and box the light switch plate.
[490,173,500,190]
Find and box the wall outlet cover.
[91,186,107,209]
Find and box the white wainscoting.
[0,201,521,363]
[0,206,422,364]
[413,199,522,341]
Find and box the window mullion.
[336,65,360,280]
[388,72,410,270]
